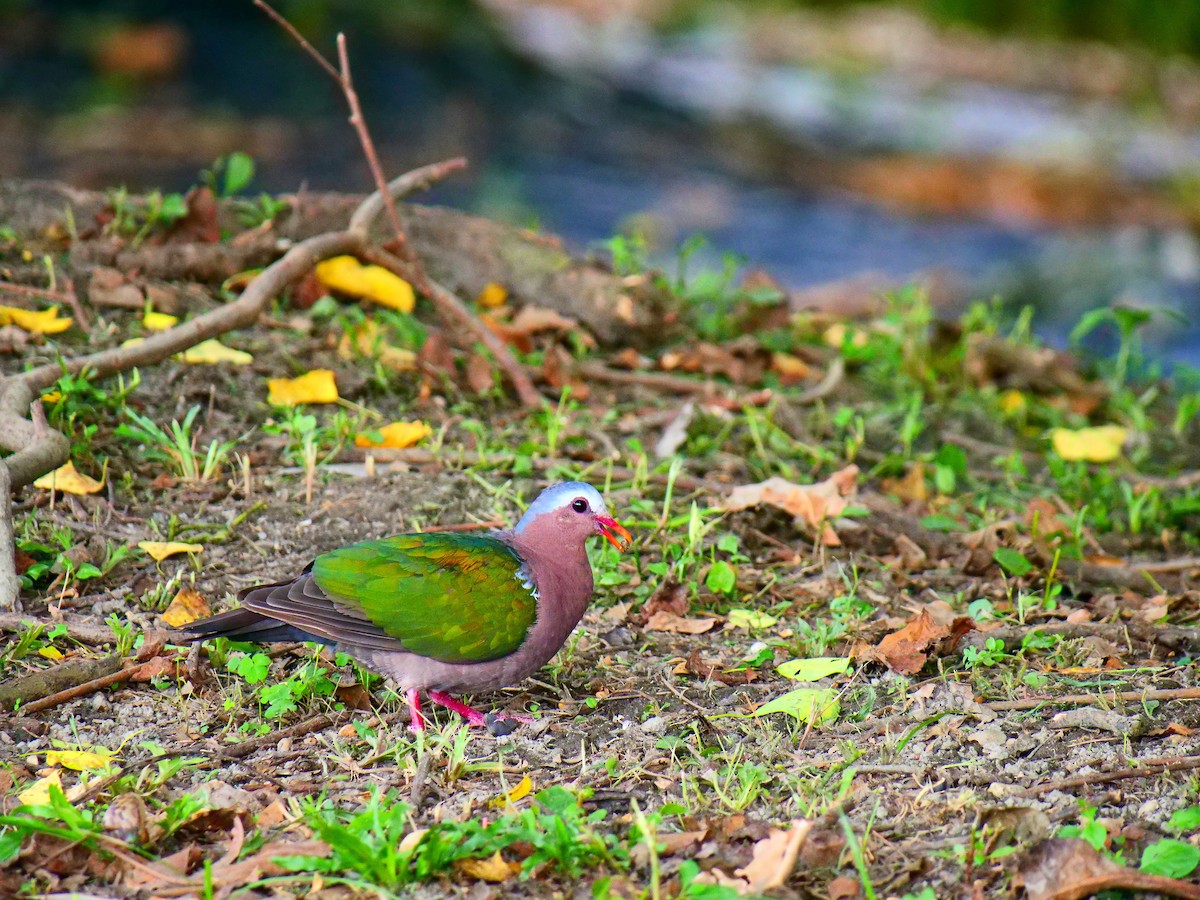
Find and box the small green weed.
[117,406,234,482]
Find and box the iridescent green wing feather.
[311,532,536,664]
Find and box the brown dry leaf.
[1025,497,1071,538]
[89,266,145,309]
[856,609,949,675]
[510,305,578,335]
[723,467,859,546]
[828,875,861,899]
[455,851,521,883]
[736,820,811,893]
[256,799,290,829]
[167,185,221,244]
[881,461,928,504]
[684,649,755,685]
[637,580,690,624]
[465,352,494,394]
[697,819,811,895]
[103,793,150,844]
[1015,838,1124,900]
[657,830,708,855]
[161,587,210,628]
[770,351,813,383]
[130,656,177,682]
[660,339,766,384]
[644,611,718,634]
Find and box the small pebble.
[640,716,667,734]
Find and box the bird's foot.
[405,688,427,732]
[426,690,532,731]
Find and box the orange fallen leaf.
[854,609,948,675]
[770,352,812,383]
[267,369,339,406]
[33,460,105,495]
[161,586,211,628]
[455,851,521,883]
[355,420,432,450]
[644,610,719,634]
[723,466,859,546]
[881,461,927,504]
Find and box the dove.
[183,481,631,729]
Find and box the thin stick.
[1040,871,1200,900]
[986,685,1200,712]
[19,662,144,714]
[220,711,352,759]
[255,1,405,247]
[1016,755,1200,798]
[0,280,76,306]
[361,245,542,407]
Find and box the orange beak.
[595,515,632,552]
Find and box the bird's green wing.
[311,532,536,664]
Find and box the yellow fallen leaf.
[476,282,508,308]
[455,852,521,883]
[41,391,61,404]
[267,369,339,406]
[315,256,415,313]
[179,338,253,365]
[337,321,416,372]
[489,775,532,809]
[139,541,204,562]
[143,310,179,331]
[0,304,73,334]
[34,461,105,495]
[38,646,63,661]
[823,322,867,349]
[161,586,211,627]
[46,748,115,771]
[770,352,812,382]
[999,389,1026,414]
[18,770,63,806]
[728,609,777,630]
[1050,425,1127,463]
[354,420,432,449]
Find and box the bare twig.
[986,686,1200,713]
[19,660,148,715]
[220,711,352,760]
[349,158,468,234]
[1039,871,1200,900]
[361,245,542,407]
[0,279,77,307]
[1015,754,1200,798]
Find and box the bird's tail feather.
[179,606,328,645]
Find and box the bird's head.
[513,482,632,553]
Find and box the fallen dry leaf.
[1050,425,1127,463]
[103,793,150,844]
[179,338,253,365]
[161,587,211,628]
[881,461,928,504]
[696,819,811,895]
[139,541,203,562]
[476,281,508,308]
[684,649,755,685]
[723,466,859,546]
[354,420,432,450]
[770,351,813,383]
[855,609,948,675]
[0,304,73,334]
[315,255,415,312]
[655,401,695,459]
[455,851,521,883]
[465,352,495,394]
[33,460,105,495]
[337,320,416,372]
[18,770,63,806]
[46,748,115,771]
[644,610,718,634]
[267,369,339,406]
[489,775,533,809]
[638,580,690,623]
[142,310,179,331]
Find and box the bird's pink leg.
[406,688,426,732]
[426,690,534,728]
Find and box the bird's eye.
[571,498,589,513]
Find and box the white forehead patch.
[514,481,609,532]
